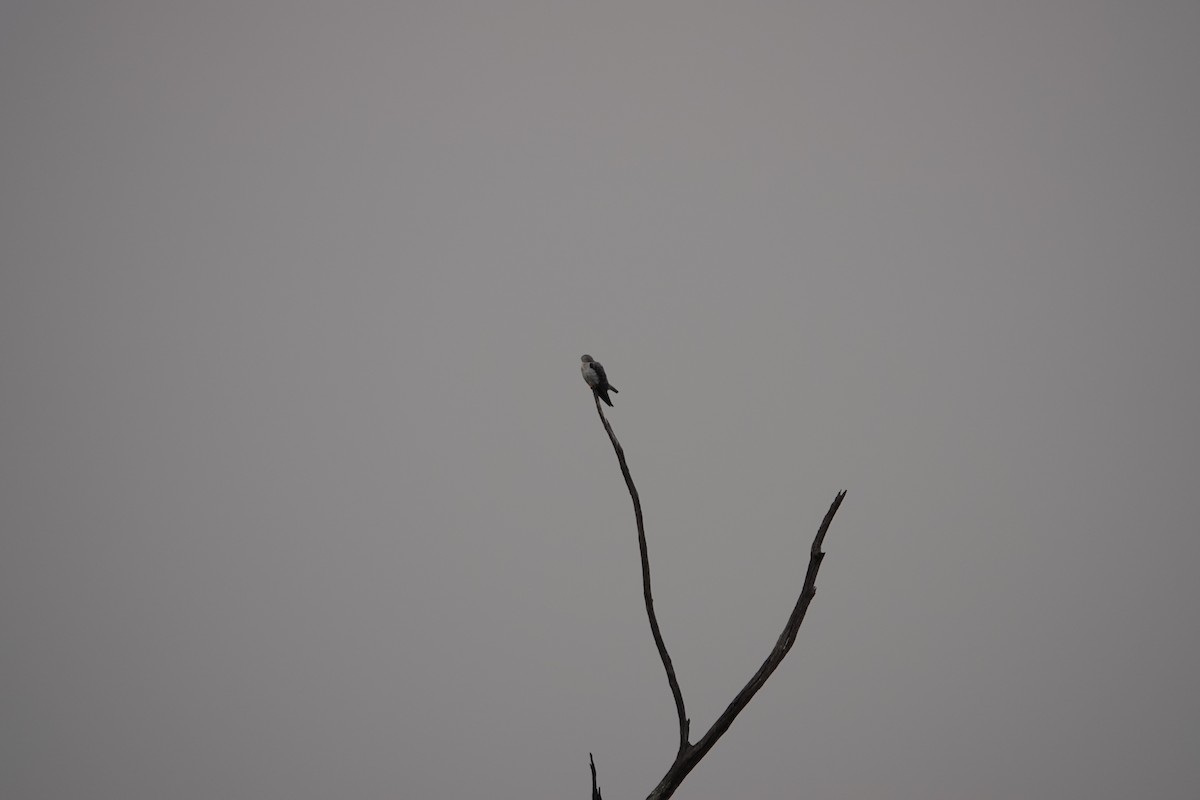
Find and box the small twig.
[589,753,602,800]
[594,394,690,753]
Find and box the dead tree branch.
[645,489,845,800]
[593,393,690,753]
[589,393,846,800]
[590,753,602,800]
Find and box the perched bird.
[580,354,619,407]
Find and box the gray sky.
[3,2,1198,798]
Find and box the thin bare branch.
[645,490,846,800]
[586,388,845,800]
[594,393,690,753]
[589,753,602,800]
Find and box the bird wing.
[591,361,609,386]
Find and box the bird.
[580,354,619,407]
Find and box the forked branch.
[645,489,845,800]
[589,393,846,800]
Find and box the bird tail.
[598,389,614,407]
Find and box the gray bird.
[580,354,619,407]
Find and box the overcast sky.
[3,3,1199,799]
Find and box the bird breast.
[581,363,599,387]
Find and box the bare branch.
[587,389,846,800]
[589,753,603,800]
[594,394,690,752]
[646,490,845,800]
